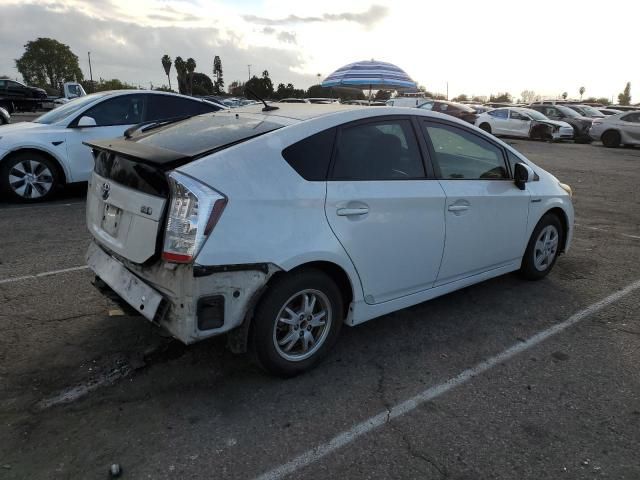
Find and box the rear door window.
[82,94,145,126]
[282,128,336,181]
[331,119,425,180]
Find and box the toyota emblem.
[101,183,111,200]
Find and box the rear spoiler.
[84,138,190,170]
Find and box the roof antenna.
[245,86,279,112]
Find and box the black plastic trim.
[193,263,270,277]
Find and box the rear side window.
[145,95,219,122]
[332,119,425,180]
[282,128,336,181]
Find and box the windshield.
[34,93,108,124]
[556,105,581,118]
[521,109,548,121]
[579,105,604,116]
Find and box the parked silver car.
[589,111,640,147]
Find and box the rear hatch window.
[135,113,282,157]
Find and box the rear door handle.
[337,207,369,216]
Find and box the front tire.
[519,213,564,280]
[250,269,343,377]
[0,152,61,202]
[602,130,621,148]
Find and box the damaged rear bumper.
[87,241,279,345]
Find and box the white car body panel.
[325,180,446,304]
[85,105,574,343]
[435,179,530,285]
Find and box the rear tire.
[519,213,564,281]
[250,269,343,377]
[602,130,621,148]
[0,151,61,203]
[479,123,492,134]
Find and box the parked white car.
[386,97,431,108]
[589,111,640,147]
[476,107,574,140]
[85,104,574,376]
[0,90,224,202]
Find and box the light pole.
[88,52,93,92]
[247,64,252,80]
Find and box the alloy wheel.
[533,225,559,271]
[8,160,54,199]
[272,289,332,362]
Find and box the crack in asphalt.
[373,361,448,478]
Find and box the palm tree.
[186,58,196,95]
[174,56,186,94]
[161,55,172,91]
[579,86,585,100]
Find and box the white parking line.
[252,278,640,480]
[575,223,640,239]
[0,265,89,285]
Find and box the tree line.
[7,37,637,106]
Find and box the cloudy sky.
[0,0,637,100]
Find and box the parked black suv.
[0,79,47,113]
[527,104,593,143]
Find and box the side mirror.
[77,116,97,127]
[514,162,534,190]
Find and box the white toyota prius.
[85,103,574,376]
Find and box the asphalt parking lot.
[1,140,639,479]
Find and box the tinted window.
[424,122,507,180]
[136,114,282,157]
[332,119,425,180]
[145,95,219,122]
[419,102,434,110]
[83,94,145,126]
[282,128,336,181]
[510,111,529,121]
[621,113,640,123]
[488,109,508,119]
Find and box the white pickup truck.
[42,82,87,110]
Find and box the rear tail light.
[162,171,227,264]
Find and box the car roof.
[233,103,363,121]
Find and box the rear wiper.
[124,115,194,139]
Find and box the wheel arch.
[0,147,69,185]
[228,259,357,354]
[601,128,621,142]
[544,206,570,252]
[270,260,354,320]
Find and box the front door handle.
[447,205,469,212]
[337,207,369,216]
